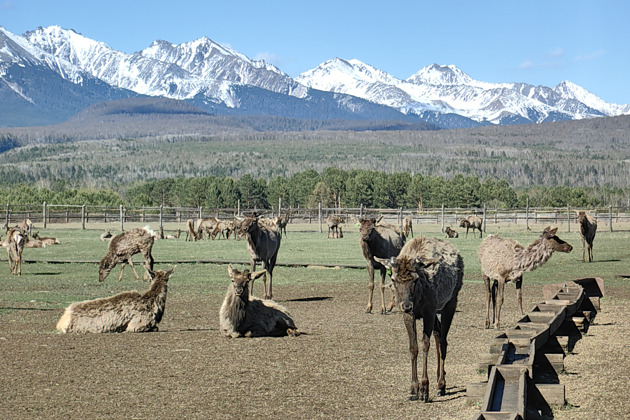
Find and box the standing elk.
[98,226,156,282]
[576,211,597,262]
[459,215,483,238]
[327,215,345,238]
[17,218,33,237]
[478,226,573,329]
[219,265,298,338]
[273,215,289,237]
[238,216,281,299]
[375,236,463,402]
[359,217,405,314]
[403,216,414,238]
[57,267,175,333]
[5,228,25,275]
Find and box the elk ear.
[250,269,267,280]
[148,269,156,279]
[166,265,177,277]
[227,264,235,278]
[544,226,558,236]
[374,256,395,270]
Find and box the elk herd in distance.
[1,208,603,402]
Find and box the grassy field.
[1,221,630,419]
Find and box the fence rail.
[3,202,629,233]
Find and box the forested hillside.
[0,110,628,207]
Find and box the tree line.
[0,168,626,210]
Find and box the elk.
[375,236,463,402]
[32,231,59,245]
[100,230,113,242]
[17,218,33,237]
[219,265,299,338]
[57,267,175,333]
[238,216,281,299]
[445,226,458,238]
[273,215,289,237]
[5,228,25,275]
[576,211,597,262]
[359,217,405,314]
[459,215,483,238]
[197,217,220,239]
[327,215,345,239]
[98,226,156,282]
[478,226,573,329]
[403,216,414,238]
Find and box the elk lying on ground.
[478,226,573,329]
[100,230,113,241]
[445,226,458,238]
[238,216,281,299]
[459,215,483,238]
[576,211,597,262]
[403,216,414,238]
[5,228,25,275]
[57,267,175,333]
[32,231,59,245]
[327,215,345,238]
[359,217,405,313]
[219,265,298,338]
[99,226,156,282]
[376,236,463,402]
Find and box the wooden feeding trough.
[468,277,604,420]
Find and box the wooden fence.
[2,202,629,233]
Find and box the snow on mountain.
[298,60,630,124]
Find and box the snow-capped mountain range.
[1,25,628,128]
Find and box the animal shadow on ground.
[31,272,62,276]
[284,296,333,303]
[0,306,59,312]
[433,386,466,402]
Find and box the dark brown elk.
[459,215,483,238]
[359,217,405,314]
[445,226,458,238]
[375,236,463,402]
[219,265,298,338]
[57,267,175,333]
[238,217,281,299]
[5,228,25,275]
[327,215,345,238]
[478,226,573,329]
[576,211,597,262]
[98,227,156,282]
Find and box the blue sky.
[2,0,629,104]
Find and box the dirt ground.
[1,275,629,420]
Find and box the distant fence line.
[2,201,627,233]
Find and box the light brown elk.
[576,211,597,262]
[57,267,175,333]
[219,265,298,338]
[239,216,281,299]
[376,236,463,402]
[17,218,33,237]
[359,217,405,313]
[5,228,25,275]
[32,231,59,245]
[197,217,220,239]
[98,227,156,282]
[403,216,414,238]
[273,215,289,237]
[327,215,345,239]
[478,226,573,329]
[459,215,483,238]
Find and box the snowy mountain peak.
[407,63,474,86]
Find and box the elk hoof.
[408,394,419,401]
[437,386,446,397]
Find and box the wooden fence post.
[43,202,47,228]
[483,204,487,233]
[441,204,445,233]
[159,205,164,231]
[5,203,9,227]
[526,198,529,231]
[609,205,613,232]
[120,205,124,232]
[567,205,570,233]
[81,205,86,230]
[319,202,323,233]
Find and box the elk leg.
[117,262,126,282]
[515,277,524,315]
[419,315,432,402]
[494,280,505,329]
[437,296,458,396]
[378,267,388,314]
[249,259,257,297]
[403,313,419,400]
[483,274,492,329]
[366,262,375,313]
[581,236,586,262]
[126,258,141,281]
[589,243,593,262]
[266,257,277,300]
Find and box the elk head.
[542,226,573,253]
[227,264,266,297]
